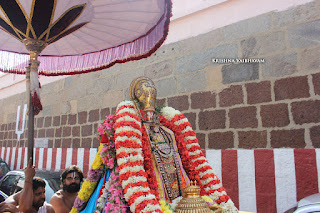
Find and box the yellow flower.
[159,199,173,213]
[70,208,77,213]
[92,144,103,170]
[202,195,213,203]
[78,181,98,201]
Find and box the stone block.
[72,138,81,148]
[155,77,177,98]
[44,117,52,127]
[61,115,67,126]
[177,71,207,93]
[100,64,121,77]
[38,129,45,138]
[55,127,62,138]
[62,126,71,137]
[61,138,72,148]
[223,13,272,41]
[89,109,99,122]
[241,31,286,57]
[81,137,92,148]
[229,106,258,129]
[54,139,61,148]
[111,107,117,115]
[144,42,182,64]
[291,100,320,124]
[310,125,320,148]
[208,131,234,149]
[260,103,290,127]
[63,80,86,100]
[92,137,100,148]
[271,129,305,148]
[37,117,44,128]
[238,131,267,148]
[78,111,87,124]
[184,112,196,130]
[144,60,173,79]
[274,76,309,101]
[86,77,112,96]
[288,19,320,48]
[301,46,320,72]
[45,128,54,138]
[222,63,259,84]
[199,110,226,130]
[68,114,77,125]
[246,81,272,104]
[41,106,52,117]
[156,98,166,108]
[81,124,93,137]
[102,90,124,108]
[313,73,320,95]
[219,85,244,107]
[206,65,224,92]
[100,108,110,120]
[72,126,80,137]
[78,95,103,112]
[48,140,53,148]
[191,91,216,110]
[113,69,144,90]
[168,95,189,111]
[272,1,319,28]
[179,29,224,54]
[175,43,238,74]
[196,133,206,149]
[262,53,297,78]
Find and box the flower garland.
[72,101,238,213]
[70,144,104,213]
[114,101,162,213]
[160,106,238,213]
[70,115,117,213]
[104,168,128,213]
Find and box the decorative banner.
[15,104,27,141]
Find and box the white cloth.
[37,202,47,213]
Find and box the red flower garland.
[160,114,205,195]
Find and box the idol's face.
[135,81,156,122]
[62,172,81,193]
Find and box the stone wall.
[0,0,320,150]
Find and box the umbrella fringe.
[0,0,173,77]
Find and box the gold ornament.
[176,181,212,213]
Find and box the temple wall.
[0,1,320,212]
[0,1,319,150]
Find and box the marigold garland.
[72,101,238,213]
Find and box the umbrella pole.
[26,65,34,162]
[23,38,47,163]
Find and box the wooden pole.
[26,65,34,162]
[23,38,47,164]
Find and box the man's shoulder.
[45,202,55,213]
[50,190,64,200]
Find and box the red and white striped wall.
[1,147,319,212]
[0,147,97,178]
[206,149,320,213]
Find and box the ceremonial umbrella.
[0,0,172,161]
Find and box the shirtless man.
[50,165,83,213]
[0,158,55,213]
